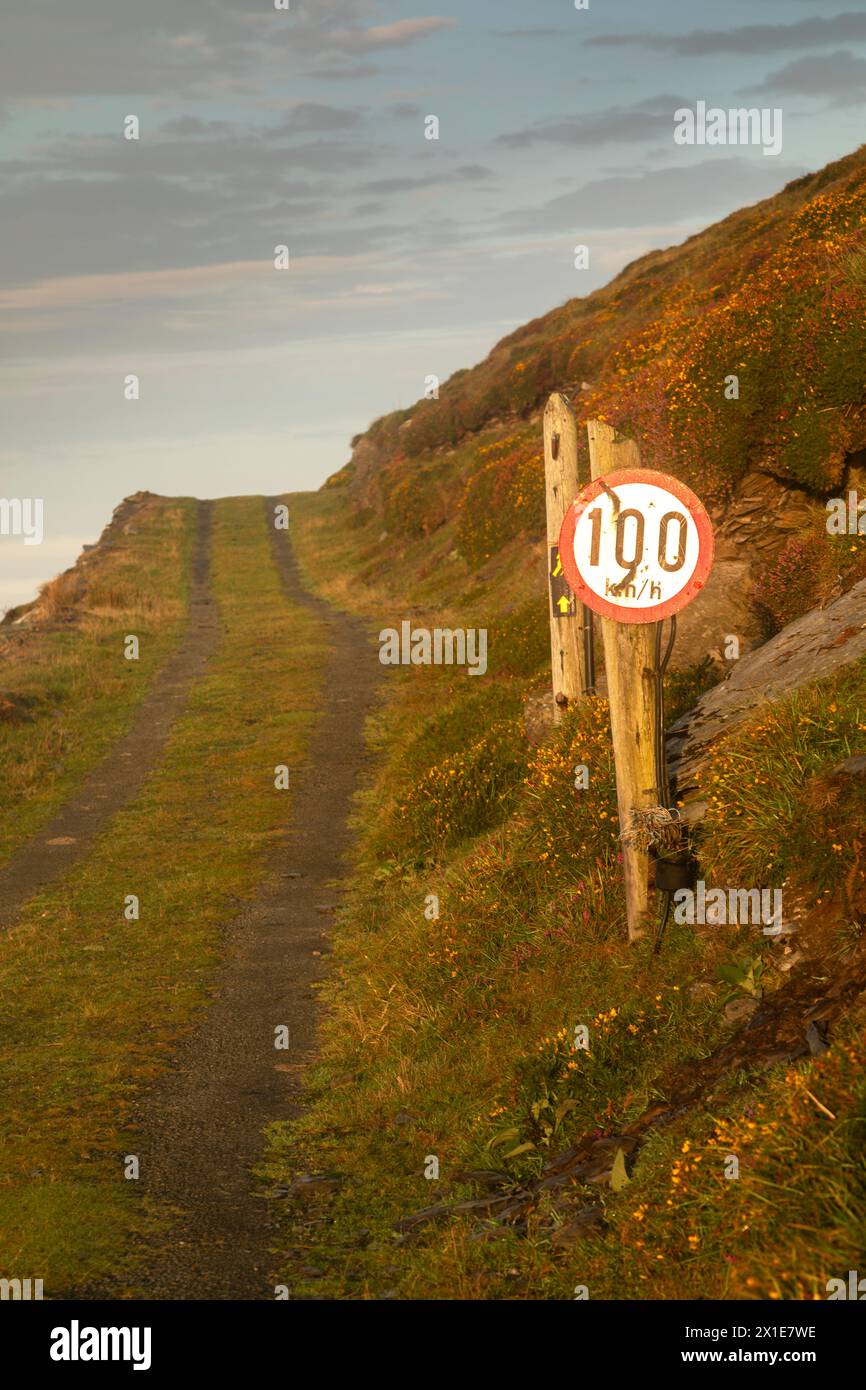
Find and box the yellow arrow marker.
[551,551,563,577]
[556,595,572,614]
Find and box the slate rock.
[724,996,760,1024]
[806,1020,830,1056]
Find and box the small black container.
[654,854,699,894]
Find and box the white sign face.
[558,469,714,624]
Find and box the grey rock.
[670,576,866,797]
[830,755,866,779]
[806,1020,830,1056]
[724,996,760,1023]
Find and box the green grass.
[697,658,866,893]
[0,496,329,1293]
[261,490,866,1301]
[0,498,195,866]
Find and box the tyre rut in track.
[90,501,378,1299]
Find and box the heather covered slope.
[259,148,866,1301]
[333,144,866,626]
[261,481,866,1301]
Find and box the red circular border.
[557,468,714,624]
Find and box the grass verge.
[0,497,194,866]
[261,491,866,1300]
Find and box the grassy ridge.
[0,497,194,866]
[0,497,328,1293]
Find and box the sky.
[3,0,866,610]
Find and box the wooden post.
[544,393,588,721]
[586,419,658,942]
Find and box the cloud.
[501,158,804,233]
[0,156,374,287]
[496,96,687,150]
[0,253,397,316]
[587,13,866,56]
[356,165,492,195]
[0,94,396,287]
[0,2,254,100]
[745,50,866,101]
[5,122,374,182]
[495,29,565,40]
[158,116,232,138]
[322,18,456,53]
[0,4,454,101]
[357,176,434,194]
[454,164,493,182]
[275,102,363,133]
[311,65,383,81]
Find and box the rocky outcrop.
[668,574,866,796]
[1,492,157,630]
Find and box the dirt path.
[0,502,218,931]
[91,502,378,1300]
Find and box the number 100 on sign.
[558,468,714,624]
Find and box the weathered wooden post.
[544,393,589,720]
[586,421,657,941]
[557,420,715,943]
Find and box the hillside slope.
[3,146,866,1305]
[260,149,866,1300]
[329,143,866,650]
[259,469,866,1302]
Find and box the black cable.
[654,620,664,796]
[653,889,672,956]
[583,606,596,695]
[652,615,678,955]
[653,614,676,805]
[661,613,677,673]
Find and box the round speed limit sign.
[558,469,714,624]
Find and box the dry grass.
[0,499,193,865]
[35,568,82,620]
